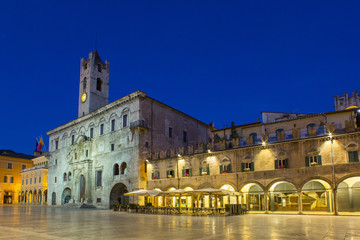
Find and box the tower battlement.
[334,90,359,111]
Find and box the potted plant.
[222,170,228,174]
[113,201,120,211]
[128,203,139,213]
[168,175,173,178]
[152,176,157,180]
[184,173,189,177]
[278,165,285,169]
[202,172,208,176]
[310,162,317,167]
[244,168,250,172]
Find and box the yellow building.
[20,155,49,204]
[0,150,34,204]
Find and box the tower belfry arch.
[78,50,110,118]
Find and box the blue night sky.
[0,1,359,155]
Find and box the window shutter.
[241,163,245,172]
[349,152,354,162]
[199,167,202,176]
[182,169,185,177]
[305,156,310,167]
[207,166,210,175]
[285,158,289,168]
[354,151,359,162]
[317,155,322,165]
[152,172,154,178]
[250,162,254,171]
[189,168,192,177]
[220,165,223,174]
[166,170,169,178]
[275,160,278,169]
[158,172,160,179]
[228,164,232,173]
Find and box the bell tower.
[78,50,109,118]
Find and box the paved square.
[0,206,360,239]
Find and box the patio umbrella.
[124,189,162,203]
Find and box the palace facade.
[147,109,360,214]
[47,51,211,208]
[0,150,34,204]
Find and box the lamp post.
[329,133,338,215]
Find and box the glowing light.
[262,142,266,146]
[207,150,211,153]
[177,154,181,157]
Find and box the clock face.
[81,93,87,102]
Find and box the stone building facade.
[0,150,34,204]
[20,155,48,204]
[334,90,360,111]
[147,109,360,214]
[47,51,211,208]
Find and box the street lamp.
[329,132,337,215]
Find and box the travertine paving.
[0,205,360,240]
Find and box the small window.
[55,159,57,165]
[96,171,102,187]
[22,179,24,185]
[111,119,115,131]
[34,177,36,184]
[123,115,128,127]
[100,124,104,135]
[63,173,67,181]
[7,163,12,169]
[97,198,101,203]
[152,171,160,180]
[71,135,75,145]
[96,78,102,91]
[55,177,57,183]
[90,128,94,138]
[111,144,115,151]
[86,150,88,158]
[183,131,187,143]
[22,164,26,170]
[75,153,77,159]
[169,127,173,138]
[26,179,28,185]
[98,64,102,72]
[121,162,127,175]
[220,163,232,173]
[39,177,41,183]
[305,155,322,166]
[182,168,191,177]
[113,164,119,176]
[9,177,13,183]
[145,141,149,147]
[30,178,32,184]
[55,140,58,150]
[166,170,175,178]
[4,176,7,183]
[83,77,87,90]
[68,172,71,181]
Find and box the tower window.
[123,114,128,127]
[111,144,115,151]
[71,135,75,145]
[98,64,102,72]
[169,127,173,138]
[111,119,115,131]
[96,78,102,91]
[55,140,58,150]
[83,77,87,90]
[100,124,104,135]
[183,131,187,143]
[90,128,94,138]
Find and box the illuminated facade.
[0,150,34,204]
[20,155,48,204]
[147,109,360,214]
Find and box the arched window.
[113,164,119,176]
[96,78,102,91]
[68,172,72,181]
[83,77,87,90]
[120,162,127,175]
[63,173,67,182]
[220,159,231,174]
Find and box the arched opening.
[120,162,127,175]
[43,190,48,204]
[28,191,32,204]
[113,164,119,176]
[38,190,42,204]
[51,192,56,205]
[268,181,298,211]
[337,176,360,212]
[301,179,332,212]
[62,188,72,204]
[24,191,28,203]
[63,173,67,182]
[79,175,86,202]
[68,172,72,181]
[220,184,236,207]
[109,183,128,209]
[241,183,265,211]
[33,190,37,204]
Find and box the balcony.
[130,120,148,130]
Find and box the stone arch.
[197,182,214,189]
[78,126,86,136]
[240,182,265,211]
[215,181,236,190]
[33,190,37,203]
[109,183,128,208]
[337,176,360,212]
[265,178,299,192]
[109,112,118,122]
[239,181,265,192]
[267,181,298,212]
[299,176,333,191]
[38,189,42,204]
[179,183,196,190]
[336,173,360,188]
[62,188,72,204]
[301,178,332,212]
[43,190,48,203]
[75,135,88,144]
[163,185,177,191]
